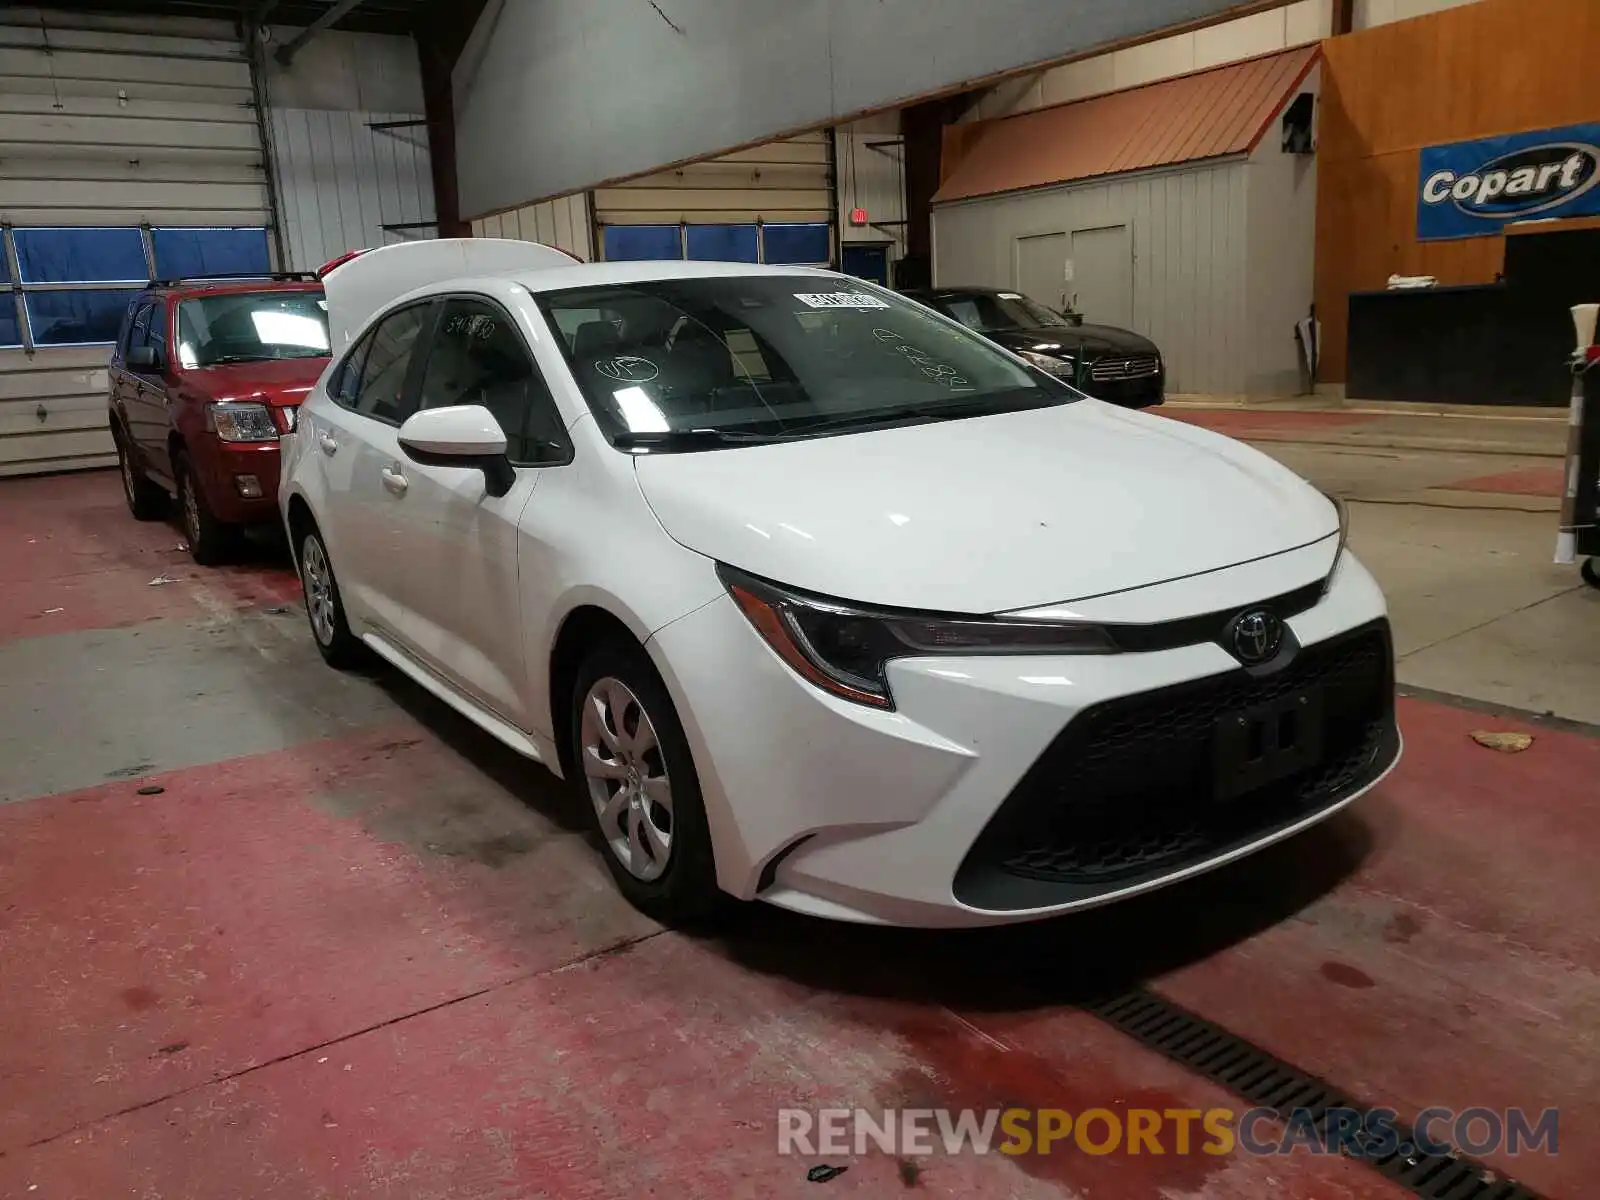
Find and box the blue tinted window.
[764,223,831,265]
[0,299,20,347]
[153,228,271,279]
[603,225,682,261]
[26,291,138,346]
[686,224,758,263]
[14,228,148,283]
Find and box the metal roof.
[934,44,1321,205]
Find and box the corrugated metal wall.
[265,30,434,271]
[592,132,832,229]
[268,108,434,270]
[0,7,268,477]
[932,160,1251,394]
[472,194,593,260]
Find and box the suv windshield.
[537,277,1080,450]
[175,290,330,368]
[925,291,1072,334]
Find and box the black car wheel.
[175,452,240,565]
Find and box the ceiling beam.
[273,0,364,64]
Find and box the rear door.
[312,300,436,634]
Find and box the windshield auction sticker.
[793,291,890,309]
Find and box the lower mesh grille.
[955,620,1396,910]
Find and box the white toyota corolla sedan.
[280,239,1400,928]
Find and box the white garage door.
[0,12,270,477]
[593,132,834,268]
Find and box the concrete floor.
[1,419,1596,1198]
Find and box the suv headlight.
[208,401,279,443]
[718,564,1116,710]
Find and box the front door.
[1070,225,1134,328]
[1014,232,1069,313]
[382,294,573,727]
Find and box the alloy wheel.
[579,676,675,881]
[301,536,337,646]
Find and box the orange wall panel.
[1313,0,1600,381]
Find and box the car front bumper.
[198,437,283,524]
[648,547,1397,928]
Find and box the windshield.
[928,291,1071,333]
[175,290,330,368]
[536,277,1080,450]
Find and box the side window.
[148,301,169,361]
[125,303,152,355]
[330,333,373,408]
[416,297,570,465]
[353,303,432,424]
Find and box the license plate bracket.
[1213,689,1325,801]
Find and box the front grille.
[1091,354,1161,382]
[954,621,1396,911]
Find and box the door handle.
[380,465,408,496]
[318,431,339,456]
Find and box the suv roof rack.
[147,271,321,287]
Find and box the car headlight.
[1017,349,1073,376]
[208,401,279,443]
[718,564,1117,710]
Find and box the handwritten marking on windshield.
[871,328,974,391]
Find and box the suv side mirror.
[127,345,162,371]
[397,405,515,497]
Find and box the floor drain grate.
[1088,989,1546,1200]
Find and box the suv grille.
[954,621,1396,911]
[1091,354,1161,382]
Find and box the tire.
[175,452,240,566]
[1582,557,1600,590]
[571,639,720,925]
[115,429,167,521]
[297,526,363,668]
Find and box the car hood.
[987,324,1157,357]
[633,401,1337,614]
[181,358,329,407]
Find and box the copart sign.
[1417,122,1600,241]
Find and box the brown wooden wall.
[1313,0,1600,383]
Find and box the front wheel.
[572,640,720,925]
[298,527,362,668]
[176,453,240,565]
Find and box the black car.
[901,286,1165,408]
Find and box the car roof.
[902,286,1003,299]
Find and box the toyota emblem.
[1227,608,1283,666]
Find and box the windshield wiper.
[782,398,1014,434]
[611,427,791,450]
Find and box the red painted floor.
[1439,464,1566,496]
[1,469,1592,1198]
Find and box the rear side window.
[329,335,371,406]
[121,301,151,358]
[353,304,432,424]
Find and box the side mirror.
[396,405,515,497]
[127,345,162,371]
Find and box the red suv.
[109,275,332,563]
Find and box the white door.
[1070,225,1134,328]
[383,294,573,727]
[1014,232,1070,313]
[313,299,436,636]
